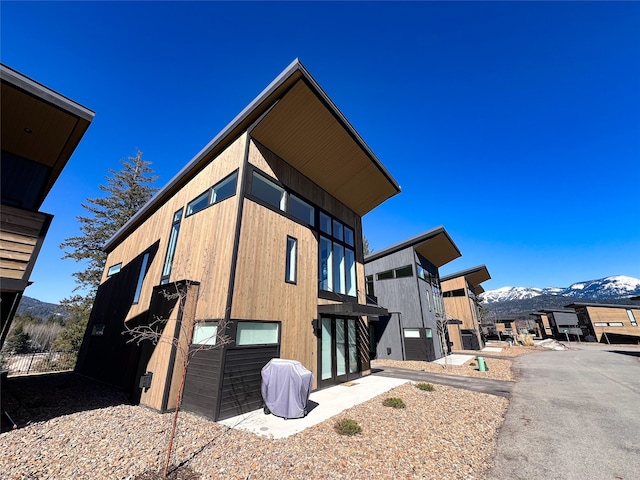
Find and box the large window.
[161,209,183,284]
[236,322,279,345]
[319,214,356,297]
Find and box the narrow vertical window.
[161,209,183,284]
[133,252,150,304]
[285,236,297,284]
[345,248,356,296]
[333,243,345,294]
[627,310,637,327]
[365,275,375,298]
[319,236,333,291]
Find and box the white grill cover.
[261,359,313,419]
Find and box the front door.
[319,316,359,387]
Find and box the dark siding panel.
[217,346,279,421]
[404,329,436,362]
[461,330,481,350]
[181,346,224,420]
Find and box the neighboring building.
[363,227,461,362]
[0,64,94,348]
[441,265,491,351]
[538,309,582,341]
[76,60,400,421]
[530,311,553,338]
[565,302,640,344]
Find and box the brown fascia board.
[364,226,461,268]
[0,63,95,121]
[564,302,640,310]
[104,58,400,252]
[440,264,491,288]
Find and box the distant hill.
[485,294,636,320]
[16,296,68,320]
[482,276,640,319]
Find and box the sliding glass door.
[319,316,360,387]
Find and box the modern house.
[565,302,640,344]
[76,60,400,421]
[536,309,582,341]
[363,227,461,362]
[441,265,491,351]
[530,311,553,338]
[0,64,94,348]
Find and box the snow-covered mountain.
[482,276,640,304]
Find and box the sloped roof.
[364,226,461,268]
[1,63,94,210]
[440,265,491,295]
[105,59,400,252]
[564,302,640,310]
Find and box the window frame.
[285,236,298,284]
[107,263,122,277]
[236,321,280,346]
[626,309,637,327]
[161,208,183,284]
[192,321,219,346]
[132,252,150,305]
[185,190,210,217]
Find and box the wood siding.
[0,205,51,286]
[234,140,369,388]
[586,306,640,343]
[102,134,246,323]
[442,276,483,350]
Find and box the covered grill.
[261,359,313,419]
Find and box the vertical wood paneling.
[232,200,318,383]
[103,134,247,323]
[588,306,640,342]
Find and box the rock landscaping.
[0,373,508,479]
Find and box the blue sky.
[2,1,639,304]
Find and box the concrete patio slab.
[218,374,409,439]
[432,354,474,366]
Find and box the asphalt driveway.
[489,343,640,480]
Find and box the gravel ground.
[372,356,514,382]
[457,345,543,358]
[0,374,508,479]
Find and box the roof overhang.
[441,265,491,294]
[364,226,461,268]
[1,63,94,209]
[105,59,400,252]
[564,302,640,310]
[317,302,389,317]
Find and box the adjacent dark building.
[364,227,461,362]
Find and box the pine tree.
[60,149,158,301]
[363,235,373,255]
[58,150,158,351]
